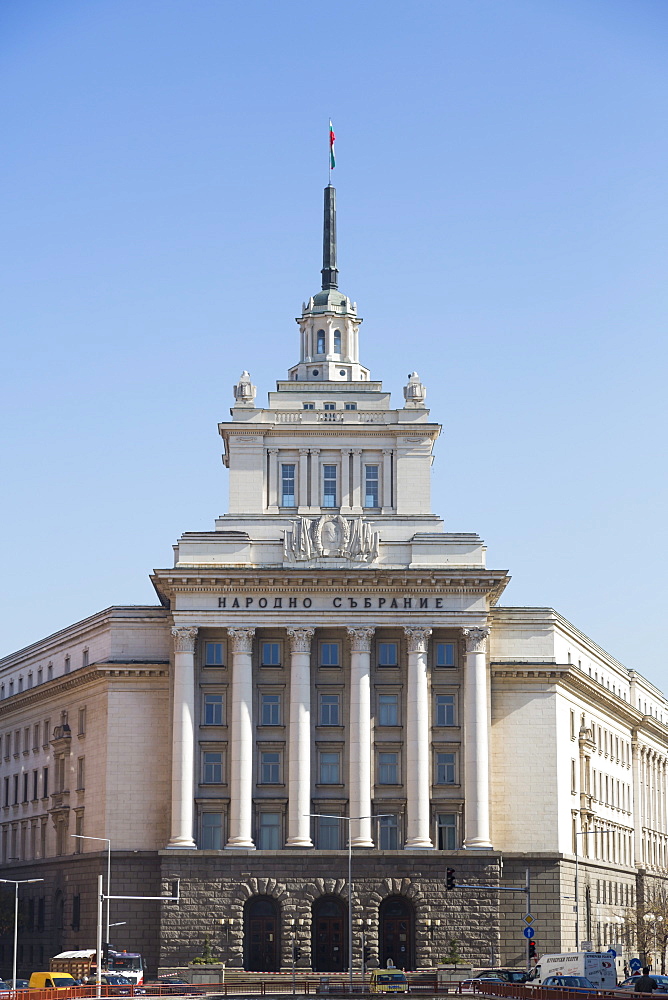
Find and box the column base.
[285,838,314,849]
[404,838,434,850]
[165,837,197,849]
[463,838,493,850]
[350,837,374,848]
[225,838,256,850]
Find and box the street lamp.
[0,877,44,990]
[644,913,663,970]
[72,835,111,947]
[574,828,615,949]
[308,812,394,993]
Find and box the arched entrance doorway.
[312,895,347,972]
[244,896,280,971]
[379,896,414,971]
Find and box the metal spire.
[321,184,339,290]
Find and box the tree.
[442,939,462,968]
[620,881,668,974]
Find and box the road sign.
[607,948,617,959]
[523,927,535,939]
[524,913,535,925]
[630,959,642,972]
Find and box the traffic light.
[364,946,371,963]
[528,941,536,960]
[102,942,110,967]
[293,945,301,962]
[446,868,456,891]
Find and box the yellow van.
[29,972,77,990]
[369,968,409,993]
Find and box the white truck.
[527,952,617,988]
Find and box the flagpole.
[328,118,331,185]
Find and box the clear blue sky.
[1,0,667,690]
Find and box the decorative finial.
[233,370,256,407]
[403,371,427,407]
[321,185,338,290]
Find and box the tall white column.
[463,627,493,849]
[286,627,315,847]
[404,626,433,849]
[298,449,309,512]
[351,449,363,513]
[226,627,256,849]
[347,626,375,846]
[167,626,198,849]
[267,448,279,512]
[309,448,320,510]
[382,449,393,512]
[340,450,351,512]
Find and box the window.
[64,656,70,674]
[436,642,455,668]
[260,751,281,784]
[257,812,281,850]
[316,330,326,354]
[3,777,8,807]
[324,402,336,411]
[37,668,42,684]
[378,814,399,850]
[281,464,296,506]
[303,402,315,410]
[261,642,281,667]
[76,757,85,790]
[435,694,456,727]
[318,814,341,849]
[333,329,341,353]
[378,752,399,784]
[13,775,19,805]
[72,894,80,932]
[571,760,577,794]
[378,642,398,668]
[261,694,281,726]
[204,694,224,726]
[436,752,456,784]
[320,642,340,668]
[32,771,38,802]
[42,767,48,798]
[43,720,50,746]
[203,752,223,784]
[23,728,30,753]
[378,694,398,726]
[82,649,89,668]
[22,773,28,803]
[3,735,9,759]
[75,810,84,841]
[323,465,337,507]
[204,642,224,666]
[47,663,53,681]
[365,465,379,507]
[319,693,340,726]
[77,708,86,736]
[437,813,457,850]
[27,672,32,689]
[319,751,341,784]
[345,402,357,410]
[201,813,222,850]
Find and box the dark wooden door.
[313,896,347,972]
[245,897,279,971]
[380,897,414,971]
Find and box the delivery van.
[369,969,409,993]
[527,952,616,988]
[29,972,77,990]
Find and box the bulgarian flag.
[329,120,336,169]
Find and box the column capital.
[287,627,315,653]
[347,626,375,651]
[299,447,310,455]
[382,448,393,455]
[227,627,255,653]
[352,448,363,455]
[309,447,320,454]
[171,626,198,653]
[463,626,490,654]
[403,626,432,653]
[268,447,279,454]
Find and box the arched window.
[333,329,341,353]
[316,330,326,354]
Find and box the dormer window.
[324,403,336,411]
[316,330,326,354]
[344,402,357,411]
[303,402,315,410]
[334,329,341,353]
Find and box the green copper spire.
[321,184,338,290]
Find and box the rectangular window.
[261,693,281,726]
[31,724,39,751]
[318,814,341,850]
[78,708,86,736]
[302,402,315,410]
[571,760,577,794]
[64,656,70,674]
[23,728,30,753]
[3,777,8,807]
[323,402,335,411]
[3,734,9,759]
[319,751,341,784]
[22,773,28,803]
[436,752,456,785]
[204,642,224,666]
[75,811,84,841]
[43,720,50,746]
[76,757,85,790]
[378,694,398,726]
[201,813,222,850]
[378,642,398,668]
[260,751,281,784]
[437,813,458,850]
[436,642,455,667]
[344,402,357,411]
[319,693,340,726]
[323,465,337,507]
[42,767,48,798]
[364,465,379,507]
[261,642,281,667]
[203,752,223,784]
[379,815,399,850]
[378,752,399,784]
[13,775,19,805]
[320,642,340,668]
[32,771,38,802]
[82,649,89,668]
[204,694,224,726]
[257,812,281,850]
[281,464,296,506]
[435,694,456,727]
[570,710,576,739]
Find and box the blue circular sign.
[607,949,617,959]
[630,960,642,972]
[523,927,535,939]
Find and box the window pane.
[323,465,337,507]
[436,642,455,667]
[281,464,296,506]
[261,642,281,666]
[204,694,223,726]
[379,815,398,850]
[258,812,281,850]
[324,402,336,411]
[317,330,326,354]
[319,752,341,784]
[261,751,280,783]
[378,642,398,667]
[378,694,398,726]
[435,695,455,727]
[344,402,357,410]
[365,465,379,507]
[436,752,456,784]
[203,752,223,783]
[318,815,341,849]
[303,402,315,410]
[261,694,281,726]
[437,813,457,851]
[333,330,341,353]
[378,752,398,784]
[201,813,222,850]
[205,642,223,666]
[321,643,340,667]
[320,694,340,726]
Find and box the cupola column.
[226,627,256,849]
[404,626,433,849]
[463,627,493,849]
[167,626,198,849]
[347,627,375,846]
[286,628,315,847]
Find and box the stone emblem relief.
[284,515,379,563]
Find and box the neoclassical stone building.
[1,185,667,977]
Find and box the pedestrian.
[633,968,658,992]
